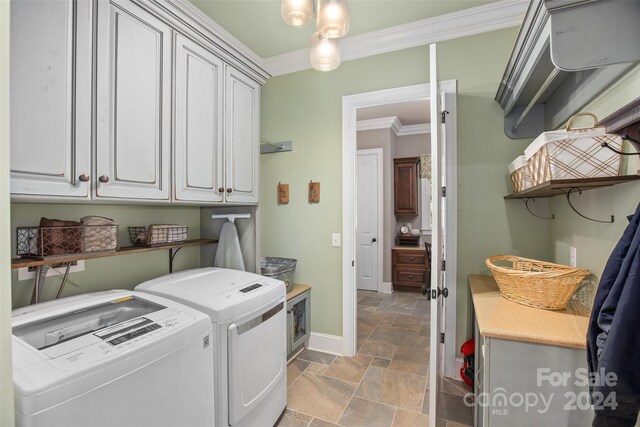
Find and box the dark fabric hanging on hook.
[587,202,640,426]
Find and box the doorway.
[342,81,458,380]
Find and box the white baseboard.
[307,332,343,356]
[379,282,393,294]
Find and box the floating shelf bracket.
[564,188,614,224]
[523,198,555,220]
[600,135,640,157]
[260,138,293,154]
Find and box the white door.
[10,0,92,199]
[95,0,171,200]
[224,66,259,204]
[356,150,382,291]
[429,43,449,427]
[174,34,224,203]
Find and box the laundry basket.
[486,255,590,310]
[261,257,297,291]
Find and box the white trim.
[264,0,527,76]
[380,282,393,294]
[420,178,432,233]
[307,332,344,356]
[397,123,431,136]
[357,117,430,136]
[342,81,457,359]
[356,148,384,295]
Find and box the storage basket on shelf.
[508,155,533,193]
[525,112,623,186]
[261,257,297,291]
[486,255,590,310]
[129,225,188,246]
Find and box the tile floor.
[277,290,473,427]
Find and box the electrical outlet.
[570,247,577,267]
[332,233,341,247]
[18,260,85,281]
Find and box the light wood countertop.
[287,284,311,301]
[469,274,590,349]
[392,246,425,251]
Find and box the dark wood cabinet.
[394,157,419,215]
[392,248,429,292]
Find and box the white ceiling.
[357,100,430,125]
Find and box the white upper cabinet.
[95,0,172,200]
[174,35,224,203]
[10,0,92,199]
[224,66,259,204]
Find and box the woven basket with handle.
[486,255,590,310]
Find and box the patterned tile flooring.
[276,290,473,427]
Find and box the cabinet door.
[10,0,92,199]
[95,0,171,200]
[174,35,224,203]
[394,157,419,215]
[224,66,259,204]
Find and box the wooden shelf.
[11,239,217,269]
[504,175,640,199]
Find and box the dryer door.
[227,299,286,425]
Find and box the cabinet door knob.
[78,174,90,182]
[226,188,232,193]
[99,175,110,183]
[218,187,225,193]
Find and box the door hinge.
[352,260,355,267]
[440,333,445,343]
[441,259,446,271]
[441,186,446,197]
[441,110,449,123]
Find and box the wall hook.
[565,188,614,223]
[600,135,640,156]
[523,198,554,220]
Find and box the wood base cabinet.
[392,248,429,292]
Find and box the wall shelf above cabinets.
[495,0,640,139]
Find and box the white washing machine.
[135,268,287,427]
[12,290,215,427]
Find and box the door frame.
[356,148,384,293]
[342,82,458,379]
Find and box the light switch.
[332,233,341,247]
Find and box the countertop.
[469,274,590,349]
[287,284,311,301]
[392,246,426,251]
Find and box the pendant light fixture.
[280,0,349,71]
[317,0,349,39]
[310,32,340,71]
[281,0,314,27]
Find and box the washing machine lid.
[135,268,286,323]
[12,290,211,412]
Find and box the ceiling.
[357,100,430,125]
[190,0,499,58]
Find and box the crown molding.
[357,117,430,135]
[264,0,528,76]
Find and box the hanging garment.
[214,221,246,271]
[587,202,640,427]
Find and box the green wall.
[549,64,640,287]
[1,0,15,424]
[260,27,552,346]
[11,204,202,308]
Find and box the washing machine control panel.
[43,310,196,370]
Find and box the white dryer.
[135,268,287,427]
[12,290,215,427]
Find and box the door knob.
[218,187,225,193]
[99,175,110,183]
[78,174,90,182]
[226,188,232,193]
[372,238,377,243]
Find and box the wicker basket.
[486,255,590,310]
